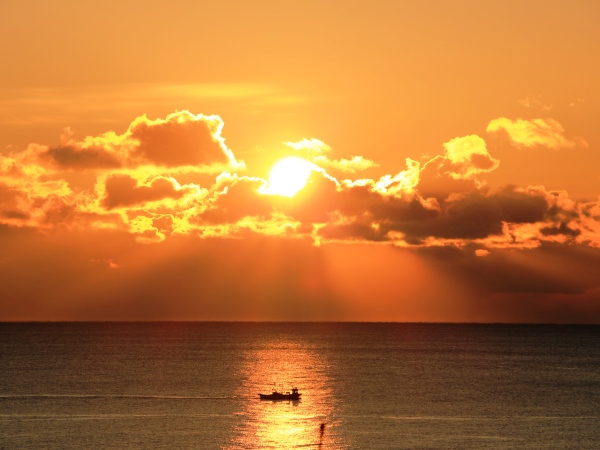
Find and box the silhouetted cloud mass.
[1,111,599,321]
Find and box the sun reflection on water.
[226,338,345,449]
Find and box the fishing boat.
[258,386,301,400]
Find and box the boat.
[258,386,301,400]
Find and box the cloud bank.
[2,111,600,322]
[1,111,598,250]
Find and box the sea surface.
[1,322,599,449]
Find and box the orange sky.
[1,1,600,322]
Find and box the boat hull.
[258,393,301,400]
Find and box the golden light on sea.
[226,334,344,449]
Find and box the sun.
[265,156,316,197]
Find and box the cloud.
[313,155,379,173]
[285,138,331,155]
[441,135,500,179]
[0,110,245,236]
[370,158,421,195]
[1,110,600,322]
[0,183,32,224]
[0,160,73,228]
[47,145,122,169]
[19,111,242,172]
[128,111,238,168]
[197,173,274,225]
[100,174,199,210]
[486,117,587,149]
[416,135,499,203]
[303,177,596,249]
[1,111,598,252]
[518,96,552,111]
[285,138,378,173]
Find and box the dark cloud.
[427,192,502,240]
[470,152,499,171]
[494,186,548,223]
[415,243,600,297]
[417,156,481,202]
[10,111,239,175]
[541,222,581,237]
[42,196,75,225]
[129,114,232,168]
[198,177,274,224]
[311,186,547,243]
[318,220,389,242]
[3,109,600,322]
[314,188,439,243]
[45,145,121,169]
[400,185,550,241]
[0,183,29,220]
[102,175,190,210]
[1,111,599,282]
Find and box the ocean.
[1,322,599,449]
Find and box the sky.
[1,0,600,322]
